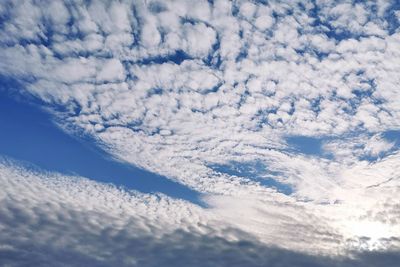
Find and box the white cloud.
[182,23,217,57]
[1,156,400,266]
[1,0,400,193]
[364,134,395,157]
[1,0,400,263]
[96,58,126,83]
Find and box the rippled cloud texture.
[1,0,400,266]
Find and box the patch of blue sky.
[286,131,400,163]
[383,130,400,146]
[286,135,324,157]
[131,49,192,65]
[294,48,330,61]
[208,161,293,195]
[0,85,203,206]
[383,1,400,34]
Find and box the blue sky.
[1,0,400,266]
[0,87,202,205]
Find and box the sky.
[0,0,400,266]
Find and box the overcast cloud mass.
[0,0,400,266]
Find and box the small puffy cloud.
[97,58,126,83]
[182,23,217,57]
[364,134,395,157]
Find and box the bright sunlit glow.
[345,220,394,250]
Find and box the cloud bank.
[1,159,400,267]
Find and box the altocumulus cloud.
[1,0,400,266]
[1,159,400,267]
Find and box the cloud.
[96,58,126,83]
[0,0,400,264]
[1,159,400,267]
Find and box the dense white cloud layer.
[0,159,399,266]
[1,0,400,264]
